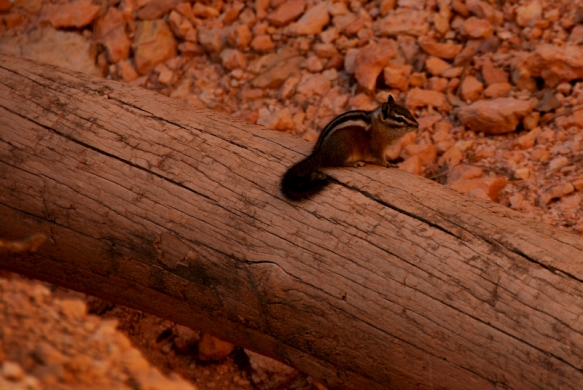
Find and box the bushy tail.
[280,154,329,201]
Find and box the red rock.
[409,73,426,88]
[117,60,140,82]
[313,43,338,59]
[447,165,483,184]
[257,108,294,131]
[573,176,583,191]
[221,2,245,24]
[406,88,451,111]
[438,145,463,166]
[178,42,205,56]
[0,0,11,12]
[522,111,539,130]
[252,56,304,89]
[227,24,252,49]
[220,49,246,70]
[94,8,131,62]
[192,2,219,18]
[383,65,412,91]
[460,76,483,102]
[398,156,423,175]
[523,45,583,87]
[132,19,177,75]
[461,17,493,38]
[449,178,507,201]
[13,0,41,13]
[481,58,508,85]
[418,39,462,60]
[296,73,331,97]
[246,350,302,389]
[136,0,180,20]
[353,39,398,91]
[457,98,535,134]
[556,109,583,129]
[569,25,583,44]
[198,27,224,54]
[483,82,511,98]
[400,144,437,166]
[515,1,542,27]
[198,334,234,361]
[268,0,306,27]
[42,0,100,28]
[288,1,330,35]
[539,183,575,206]
[255,0,269,19]
[425,56,451,76]
[375,9,429,37]
[511,127,541,150]
[251,34,275,51]
[344,9,373,35]
[380,0,395,16]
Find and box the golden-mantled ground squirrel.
[281,95,419,200]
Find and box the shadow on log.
[1,53,583,390]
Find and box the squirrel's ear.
[388,95,394,104]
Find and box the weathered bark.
[1,53,583,390]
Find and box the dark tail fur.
[280,154,329,200]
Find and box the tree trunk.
[1,53,583,390]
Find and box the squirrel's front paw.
[384,162,398,168]
[353,161,366,167]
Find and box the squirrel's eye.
[395,117,404,123]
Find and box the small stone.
[425,56,451,76]
[227,24,252,49]
[258,108,294,131]
[556,109,583,129]
[296,73,331,97]
[168,11,196,41]
[173,325,200,352]
[438,145,463,166]
[484,82,511,98]
[117,60,140,82]
[313,43,338,59]
[549,156,569,171]
[288,1,330,35]
[512,127,541,150]
[569,25,583,44]
[253,56,304,89]
[459,76,483,102]
[220,49,246,70]
[522,111,539,130]
[136,0,181,20]
[192,2,219,18]
[2,361,25,381]
[379,0,395,16]
[409,73,426,88]
[572,177,583,191]
[400,144,437,166]
[57,298,86,321]
[383,65,412,91]
[461,17,493,38]
[94,8,131,62]
[457,98,535,134]
[523,45,583,87]
[447,165,483,184]
[353,39,398,91]
[280,76,300,99]
[398,156,423,175]
[515,1,542,27]
[375,9,429,37]
[41,0,100,28]
[305,56,323,72]
[406,88,451,111]
[222,2,245,24]
[418,39,462,60]
[514,167,530,179]
[198,27,224,54]
[481,58,508,85]
[539,183,575,206]
[133,19,177,74]
[246,350,303,389]
[251,35,275,51]
[198,334,234,361]
[449,178,507,201]
[268,0,306,27]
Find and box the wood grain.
[1,53,583,390]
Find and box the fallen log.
[1,53,583,390]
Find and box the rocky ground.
[1,0,583,388]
